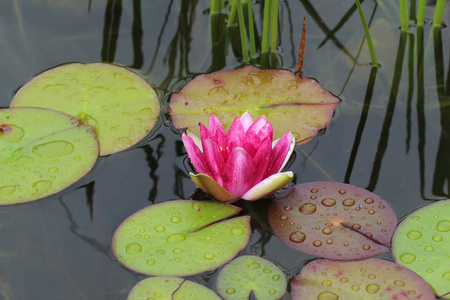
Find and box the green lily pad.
[169,66,339,145]
[392,199,450,299]
[216,255,287,300]
[268,182,397,260]
[127,277,221,300]
[291,258,435,299]
[0,107,98,205]
[11,62,160,155]
[112,200,251,276]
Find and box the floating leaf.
[127,277,221,300]
[112,200,251,276]
[216,255,287,300]
[392,199,450,299]
[0,107,98,205]
[11,62,160,155]
[291,258,435,299]
[169,66,339,145]
[268,182,397,260]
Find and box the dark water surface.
[0,1,449,299]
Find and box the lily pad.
[11,62,160,155]
[392,199,450,299]
[268,182,397,260]
[291,258,435,299]
[216,255,287,300]
[0,107,98,205]
[169,66,339,145]
[127,277,221,300]
[112,200,251,276]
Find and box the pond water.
[0,0,449,299]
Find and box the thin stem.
[237,0,249,61]
[399,0,409,30]
[261,0,271,54]
[417,0,426,26]
[227,0,238,27]
[270,0,279,52]
[433,0,447,27]
[355,0,378,66]
[247,0,256,57]
[210,0,220,14]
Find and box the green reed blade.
[355,0,378,66]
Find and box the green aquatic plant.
[355,0,378,66]
[216,255,287,300]
[112,200,251,276]
[0,107,98,205]
[11,63,160,156]
[392,200,450,299]
[268,182,397,260]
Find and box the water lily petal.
[241,171,294,201]
[208,113,226,138]
[182,133,211,176]
[267,131,293,176]
[243,122,272,157]
[186,130,203,151]
[239,112,254,131]
[277,135,295,172]
[223,147,256,198]
[189,173,237,202]
[203,139,225,185]
[245,115,268,136]
[252,137,272,183]
[227,117,245,148]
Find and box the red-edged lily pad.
[291,258,435,299]
[392,199,450,299]
[0,107,98,205]
[268,182,397,260]
[216,255,287,300]
[169,66,339,145]
[11,63,160,155]
[127,277,221,300]
[112,200,251,276]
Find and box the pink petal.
[223,147,256,198]
[239,112,254,131]
[200,123,210,140]
[182,133,211,176]
[208,114,226,138]
[202,139,225,186]
[242,122,272,157]
[266,131,293,177]
[227,117,246,149]
[245,115,268,135]
[252,137,272,183]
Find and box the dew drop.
[280,215,288,220]
[125,243,142,255]
[283,205,292,211]
[368,209,375,215]
[0,185,16,196]
[442,272,450,281]
[32,141,74,158]
[248,262,261,269]
[399,253,416,263]
[272,275,280,281]
[368,274,376,279]
[74,156,81,161]
[31,180,53,196]
[321,198,336,207]
[289,231,306,243]
[322,227,332,234]
[351,285,360,291]
[263,268,272,274]
[313,240,322,247]
[412,216,420,221]
[432,234,443,242]
[342,198,355,206]
[352,224,361,230]
[268,289,276,295]
[156,249,165,255]
[364,198,374,204]
[231,227,244,236]
[154,225,165,232]
[226,288,235,294]
[311,188,318,193]
[299,203,317,214]
[426,268,434,273]
[146,259,156,266]
[339,189,346,194]
[366,283,380,294]
[436,220,450,232]
[394,280,405,287]
[166,233,186,243]
[362,244,371,250]
[326,239,333,244]
[321,280,332,287]
[317,291,339,300]
[340,277,349,283]
[170,216,181,223]
[174,257,182,262]
[425,246,434,252]
[204,252,214,260]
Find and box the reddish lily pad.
[11,62,160,155]
[216,255,287,300]
[127,277,221,300]
[112,200,251,276]
[169,66,339,145]
[291,258,435,299]
[0,107,98,205]
[392,199,450,299]
[268,182,397,260]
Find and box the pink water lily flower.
[182,113,295,202]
